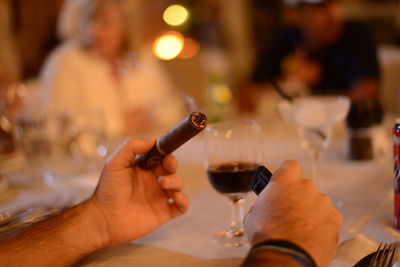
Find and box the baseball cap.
[283,0,326,7]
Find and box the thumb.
[108,137,156,168]
[270,160,301,186]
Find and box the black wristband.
[249,240,317,267]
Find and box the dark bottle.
[346,100,382,160]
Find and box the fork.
[369,243,398,267]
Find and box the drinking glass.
[204,120,263,247]
[48,110,108,176]
[17,117,53,186]
[278,96,350,190]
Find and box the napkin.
[335,234,400,265]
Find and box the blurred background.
[1,0,400,116]
[0,1,399,258]
[0,0,399,183]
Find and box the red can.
[393,121,400,230]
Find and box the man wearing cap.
[239,0,380,112]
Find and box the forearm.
[242,249,305,267]
[0,200,108,267]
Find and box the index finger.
[270,160,301,186]
[108,137,156,168]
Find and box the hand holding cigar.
[135,112,208,169]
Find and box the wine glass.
[278,96,350,191]
[17,117,53,186]
[204,120,263,247]
[48,109,108,176]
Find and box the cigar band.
[156,139,167,155]
[147,156,162,168]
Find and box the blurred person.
[0,137,341,267]
[0,0,21,84]
[40,0,186,138]
[0,0,23,118]
[11,0,64,79]
[238,0,380,113]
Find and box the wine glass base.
[315,183,345,210]
[214,229,247,247]
[11,168,55,189]
[325,193,345,210]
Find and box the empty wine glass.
[204,120,263,247]
[278,96,350,190]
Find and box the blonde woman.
[41,0,186,137]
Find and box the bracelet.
[249,240,317,267]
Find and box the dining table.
[0,118,399,267]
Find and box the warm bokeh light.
[178,38,200,59]
[211,84,233,105]
[163,4,189,26]
[153,31,184,60]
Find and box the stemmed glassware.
[204,120,263,247]
[48,109,108,177]
[278,96,350,190]
[17,116,53,186]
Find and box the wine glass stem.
[309,148,323,190]
[229,198,245,234]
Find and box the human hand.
[244,160,342,267]
[87,138,189,246]
[282,51,321,87]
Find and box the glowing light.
[178,38,200,59]
[153,31,184,60]
[163,4,189,26]
[211,84,233,105]
[97,145,108,157]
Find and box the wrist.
[248,240,317,267]
[72,200,112,250]
[243,248,304,267]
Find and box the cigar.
[135,112,208,169]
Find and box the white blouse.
[40,42,186,137]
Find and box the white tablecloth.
[1,123,399,266]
